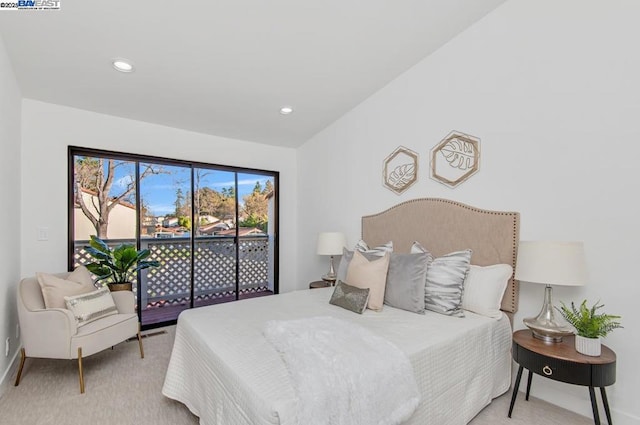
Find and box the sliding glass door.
[138,162,193,326]
[69,147,278,329]
[192,168,238,306]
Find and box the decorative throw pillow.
[37,266,96,309]
[384,252,431,314]
[411,242,471,317]
[336,240,393,282]
[345,250,390,311]
[329,280,371,314]
[64,287,118,327]
[462,264,512,319]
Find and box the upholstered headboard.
[362,198,520,313]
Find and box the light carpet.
[0,325,591,425]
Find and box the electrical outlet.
[4,337,9,357]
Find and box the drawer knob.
[542,365,553,376]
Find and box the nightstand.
[309,280,331,289]
[508,329,616,425]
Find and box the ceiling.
[0,0,505,148]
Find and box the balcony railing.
[73,235,272,323]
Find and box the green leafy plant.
[84,235,160,285]
[557,300,622,338]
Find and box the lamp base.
[321,255,338,285]
[523,285,573,343]
[321,275,337,284]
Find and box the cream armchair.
[15,273,144,393]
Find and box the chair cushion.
[72,313,139,358]
[36,267,96,309]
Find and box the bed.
[163,198,521,425]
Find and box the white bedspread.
[264,316,420,425]
[162,287,512,425]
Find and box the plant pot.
[575,335,601,356]
[108,282,133,292]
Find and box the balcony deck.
[74,235,274,327]
[141,288,274,326]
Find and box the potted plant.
[84,235,160,291]
[557,300,622,356]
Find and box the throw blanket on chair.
[264,316,420,425]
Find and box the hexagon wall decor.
[383,146,418,195]
[430,131,480,188]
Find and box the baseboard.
[0,345,21,399]
[610,408,640,425]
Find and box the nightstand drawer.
[514,344,591,386]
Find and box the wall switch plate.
[37,226,49,241]
[16,324,20,339]
[5,337,9,357]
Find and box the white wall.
[297,0,640,423]
[20,99,298,287]
[0,35,22,393]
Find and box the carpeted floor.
[0,326,591,425]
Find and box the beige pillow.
[65,287,118,327]
[345,250,390,311]
[37,266,96,309]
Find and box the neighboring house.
[216,227,265,237]
[74,188,136,240]
[163,217,179,228]
[199,215,219,224]
[198,221,230,235]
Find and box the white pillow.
[64,287,118,327]
[462,264,513,319]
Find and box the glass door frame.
[67,146,280,330]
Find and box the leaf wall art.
[430,131,480,188]
[383,146,418,195]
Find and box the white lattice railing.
[73,235,271,309]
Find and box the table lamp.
[515,241,587,342]
[316,232,347,283]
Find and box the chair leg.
[78,347,85,394]
[14,348,26,386]
[137,330,145,359]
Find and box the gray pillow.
[384,252,430,314]
[423,250,472,317]
[329,280,371,314]
[336,240,393,282]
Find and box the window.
[68,147,279,329]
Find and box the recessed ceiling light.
[112,58,134,73]
[279,106,294,115]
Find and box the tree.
[178,216,191,230]
[263,179,274,195]
[239,181,269,232]
[174,188,186,217]
[74,157,163,238]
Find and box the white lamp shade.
[515,241,587,286]
[316,232,347,256]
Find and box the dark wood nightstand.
[509,329,616,425]
[309,280,331,289]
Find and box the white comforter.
[162,287,512,425]
[264,316,420,425]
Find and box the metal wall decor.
[430,131,480,188]
[383,146,418,195]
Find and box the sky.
[100,159,274,217]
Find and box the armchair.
[15,272,144,393]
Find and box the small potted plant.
[557,300,622,356]
[84,235,160,291]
